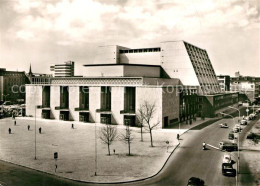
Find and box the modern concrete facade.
[50,61,75,77]
[26,41,237,128]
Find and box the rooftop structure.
[50,61,75,77]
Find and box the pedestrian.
[55,164,57,173]
[177,134,180,140]
[113,149,115,154]
[27,125,30,131]
[14,120,16,126]
[202,142,206,150]
[39,127,42,134]
[8,128,11,134]
[71,123,74,129]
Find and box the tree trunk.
[108,143,110,155]
[150,129,153,147]
[141,126,143,142]
[128,140,131,155]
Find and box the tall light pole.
[3,94,9,102]
[221,112,240,184]
[34,105,37,160]
[229,152,238,186]
[94,111,97,176]
[228,106,240,123]
[228,106,241,174]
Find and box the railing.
[55,106,69,110]
[120,110,135,114]
[96,108,111,113]
[75,107,89,111]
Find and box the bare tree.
[99,124,117,155]
[136,115,144,142]
[137,101,160,147]
[119,124,134,155]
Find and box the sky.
[0,0,259,76]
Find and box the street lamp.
[220,112,235,124]
[94,111,97,176]
[34,105,37,160]
[3,94,9,102]
[229,152,239,186]
[221,112,240,176]
[228,106,240,123]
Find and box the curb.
[0,142,181,185]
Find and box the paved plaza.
[0,117,183,183]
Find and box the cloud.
[7,0,259,44]
[0,0,259,76]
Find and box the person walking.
[8,128,11,134]
[39,127,42,134]
[14,120,16,126]
[71,123,74,129]
[27,125,30,131]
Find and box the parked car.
[222,163,236,176]
[228,132,235,140]
[219,123,228,128]
[233,124,242,133]
[240,119,247,125]
[249,114,256,120]
[223,154,232,164]
[187,177,205,186]
[219,141,238,151]
[246,132,260,140]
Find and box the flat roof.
[83,64,161,68]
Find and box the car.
[228,132,235,140]
[219,123,228,128]
[187,177,205,186]
[240,119,247,125]
[246,132,260,140]
[233,124,242,133]
[249,114,255,120]
[222,163,236,176]
[223,154,232,164]
[219,141,238,151]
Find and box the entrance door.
[164,116,168,128]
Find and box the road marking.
[207,144,220,150]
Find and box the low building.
[0,68,30,103]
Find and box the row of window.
[119,48,161,54]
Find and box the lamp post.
[3,94,9,102]
[229,152,239,186]
[94,111,97,176]
[34,105,37,160]
[228,106,240,123]
[221,112,240,181]
[220,112,235,124]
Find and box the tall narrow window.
[79,86,89,109]
[124,87,136,113]
[42,86,50,108]
[101,87,111,111]
[60,86,69,109]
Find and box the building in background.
[26,41,238,127]
[0,68,30,103]
[50,61,74,77]
[230,74,260,103]
[217,75,230,92]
